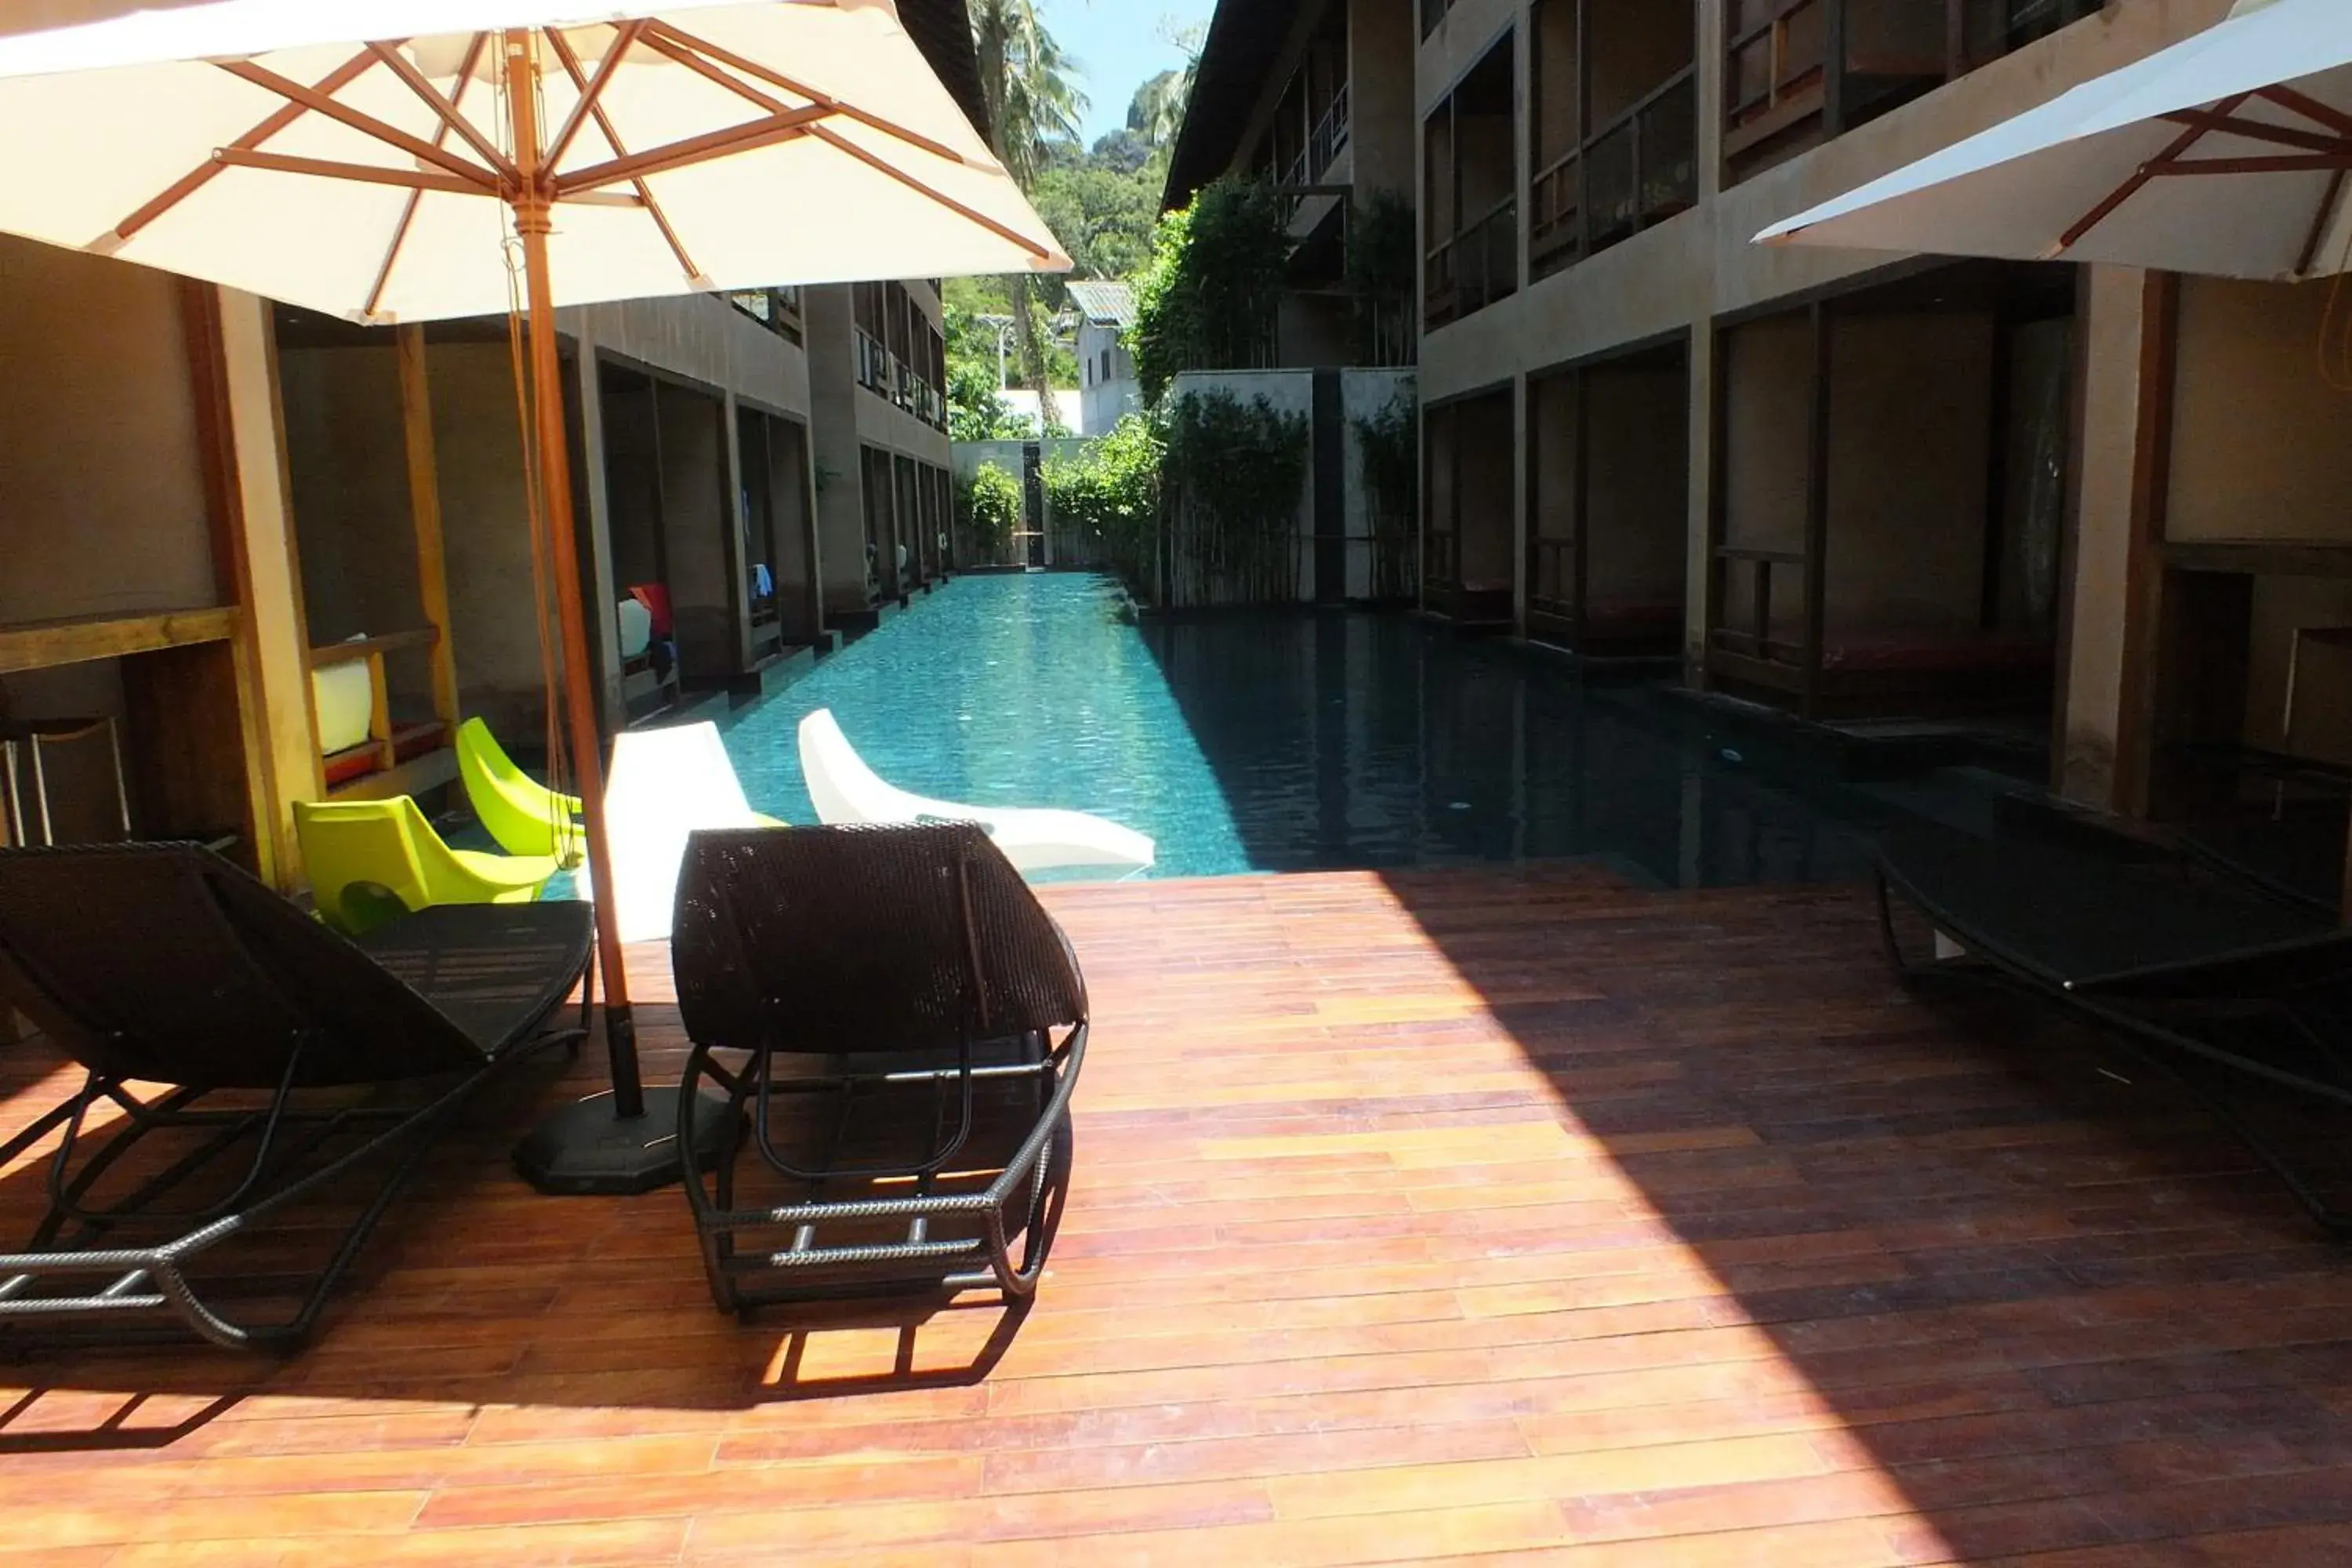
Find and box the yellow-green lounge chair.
[295,797,560,935]
[456,717,583,865]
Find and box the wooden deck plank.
[0,866,2348,1560]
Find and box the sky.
[1035,0,1218,146]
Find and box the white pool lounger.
[601,721,782,942]
[797,709,1155,879]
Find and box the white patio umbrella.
[0,0,1069,1191]
[1755,0,2352,281]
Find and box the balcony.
[725,285,804,346]
[1425,195,1515,330]
[1530,67,1697,278]
[1724,0,2100,182]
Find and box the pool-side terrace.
[3,856,2347,1562]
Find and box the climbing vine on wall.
[1131,177,1291,405]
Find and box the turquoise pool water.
[715,572,1883,887]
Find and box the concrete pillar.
[2056,264,2172,815]
[1683,326,1717,688]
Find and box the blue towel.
[752,563,774,597]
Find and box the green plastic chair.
[456,717,584,866]
[294,797,561,936]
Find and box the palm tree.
[969,0,1086,432]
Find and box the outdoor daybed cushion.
[312,659,373,756]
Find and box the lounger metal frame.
[681,1024,1083,1312]
[0,845,592,1350]
[1875,857,2352,1233]
[670,824,1087,1316]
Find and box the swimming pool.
[719,572,1883,885]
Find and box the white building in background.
[993,387,1085,437]
[1068,280,1142,436]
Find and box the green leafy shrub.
[956,462,1023,560]
[1352,390,1419,601]
[1042,412,1163,582]
[1162,389,1308,604]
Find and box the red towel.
[628,583,673,637]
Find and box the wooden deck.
[5,864,2352,1563]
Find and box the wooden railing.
[1531,67,1698,278]
[1724,0,2099,180]
[1528,536,1577,619]
[1707,546,1809,666]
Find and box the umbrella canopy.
[0,0,1068,322]
[0,0,1071,1189]
[1754,0,2352,281]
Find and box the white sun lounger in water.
[797,708,1154,878]
[601,721,782,942]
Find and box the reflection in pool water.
[718,572,1885,885]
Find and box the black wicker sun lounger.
[1875,823,2352,1231]
[670,823,1086,1316]
[0,843,593,1350]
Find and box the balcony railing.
[1530,68,1698,278]
[1308,82,1351,183]
[854,328,889,394]
[853,328,946,430]
[1425,195,1517,330]
[726,285,804,346]
[1724,0,2098,181]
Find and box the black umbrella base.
[514,1087,735,1196]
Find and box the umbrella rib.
[365,41,518,182]
[218,60,502,191]
[644,20,978,169]
[543,28,702,287]
[544,20,648,172]
[633,27,801,117]
[365,32,492,325]
[553,107,832,194]
[2158,153,2352,176]
[105,48,380,245]
[2056,93,2249,253]
[2158,107,2352,158]
[2263,85,2352,143]
[212,147,491,198]
[2297,169,2349,278]
[808,123,1054,262]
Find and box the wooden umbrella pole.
[505,28,644,1116]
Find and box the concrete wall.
[0,238,222,764]
[560,296,808,422]
[429,342,545,739]
[277,344,433,717]
[1349,0,1419,198]
[1824,311,1995,639]
[2168,277,2352,546]
[0,238,217,630]
[1584,355,1687,611]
